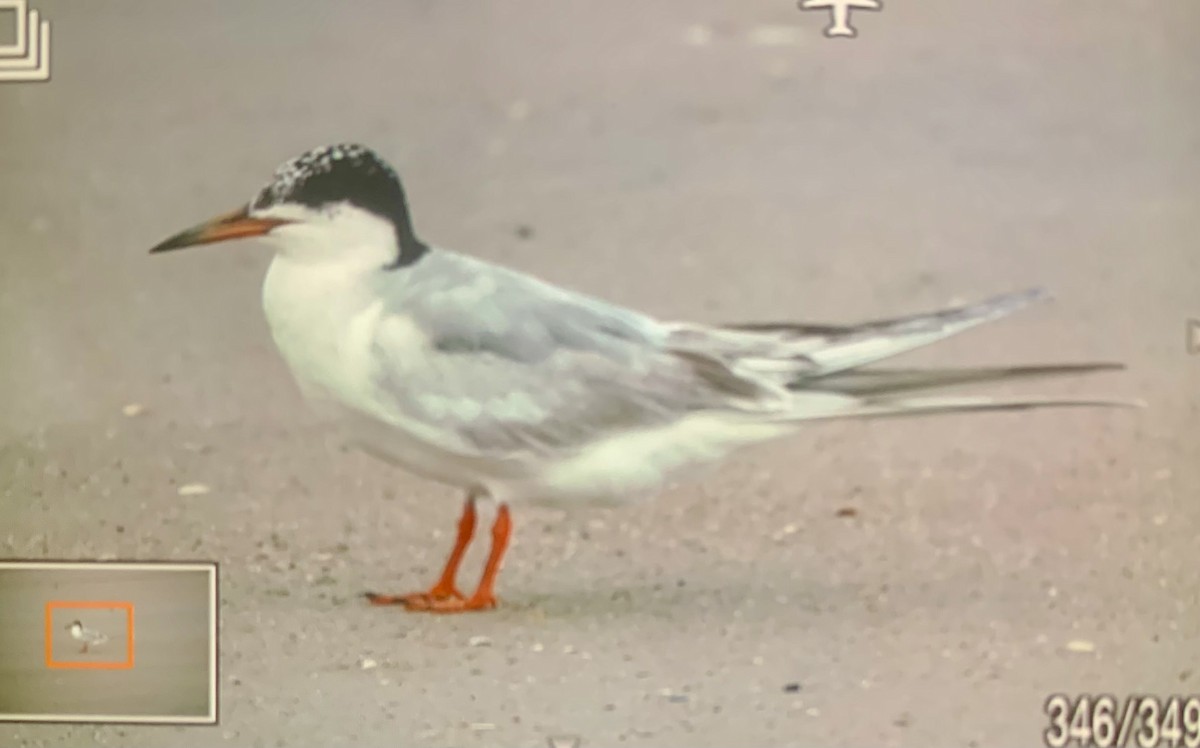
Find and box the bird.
[65,619,107,653]
[149,143,1131,613]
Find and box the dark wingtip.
[1023,361,1126,375]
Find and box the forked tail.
[758,289,1138,420]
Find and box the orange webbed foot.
[420,593,498,614]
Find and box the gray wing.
[365,252,779,459]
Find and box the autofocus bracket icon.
[0,0,50,83]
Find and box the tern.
[150,143,1131,613]
[65,620,107,653]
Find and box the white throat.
[258,202,401,269]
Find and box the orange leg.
[365,494,478,608]
[422,503,512,613]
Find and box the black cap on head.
[252,143,427,266]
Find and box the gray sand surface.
[2,1,1196,745]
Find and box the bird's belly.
[324,400,529,491]
[276,356,529,493]
[494,412,792,507]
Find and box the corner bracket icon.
[0,0,51,83]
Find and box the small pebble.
[468,722,495,732]
[468,635,492,647]
[783,682,801,693]
[772,523,799,540]
[1066,640,1096,653]
[121,403,145,417]
[360,658,379,670]
[178,483,211,496]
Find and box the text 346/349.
[1044,694,1200,748]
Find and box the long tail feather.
[691,288,1136,421]
[800,362,1125,397]
[779,392,1141,424]
[796,288,1049,375]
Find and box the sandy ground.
[1,1,1197,746]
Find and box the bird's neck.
[387,196,428,269]
[390,229,428,269]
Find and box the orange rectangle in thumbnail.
[44,601,134,670]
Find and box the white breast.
[262,257,384,410]
[261,256,509,491]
